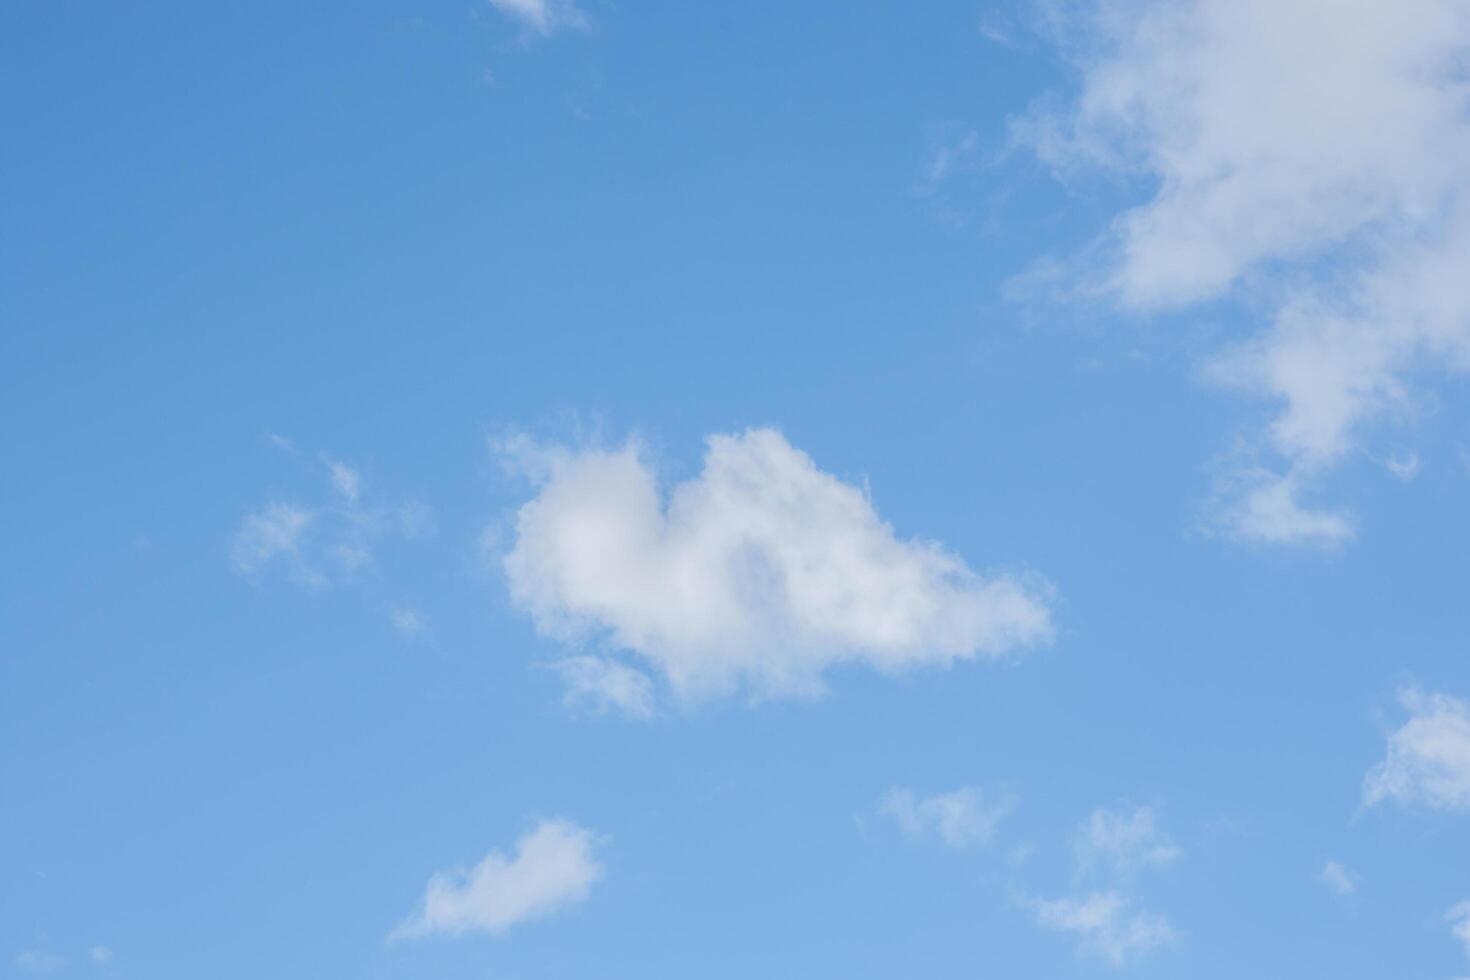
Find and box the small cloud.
[550,656,655,719]
[1450,901,1470,960]
[1206,464,1355,549]
[14,950,66,974]
[390,607,428,640]
[265,432,298,454]
[89,946,113,965]
[232,503,314,574]
[1077,805,1181,875]
[1319,860,1356,897]
[1364,686,1470,813]
[1029,892,1174,967]
[498,429,1053,706]
[878,786,1016,849]
[487,0,589,37]
[1385,452,1420,481]
[323,457,362,504]
[392,819,602,940]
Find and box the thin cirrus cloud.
[1018,0,1470,546]
[878,785,1017,849]
[1363,686,1470,813]
[495,428,1054,706]
[392,819,601,941]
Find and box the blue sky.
[5,1,1470,977]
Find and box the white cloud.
[1031,891,1174,967]
[1450,901,1470,959]
[879,786,1016,848]
[1319,860,1356,897]
[550,656,655,719]
[488,0,589,37]
[497,429,1053,704]
[1022,0,1470,545]
[1030,803,1178,965]
[1078,805,1180,874]
[393,819,601,940]
[231,503,314,574]
[13,950,65,974]
[1364,687,1470,813]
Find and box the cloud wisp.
[392,819,601,940]
[878,785,1017,849]
[1020,0,1470,545]
[1029,804,1179,967]
[496,428,1054,707]
[487,0,589,37]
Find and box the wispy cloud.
[1028,803,1179,966]
[495,429,1053,707]
[1077,805,1181,875]
[1320,860,1356,897]
[550,656,655,719]
[1450,900,1470,960]
[878,785,1016,849]
[392,819,602,940]
[14,950,66,974]
[1031,891,1174,967]
[232,447,431,589]
[487,0,589,37]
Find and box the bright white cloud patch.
[1319,860,1355,897]
[1364,687,1470,813]
[1031,892,1174,967]
[498,429,1053,704]
[1025,0,1470,545]
[1078,805,1180,874]
[879,786,1016,848]
[393,819,601,940]
[488,0,588,36]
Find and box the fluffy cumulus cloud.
[393,819,601,940]
[1031,891,1175,967]
[497,429,1053,705]
[1364,687,1470,813]
[1024,0,1470,545]
[878,785,1016,848]
[1077,805,1180,875]
[487,0,588,36]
